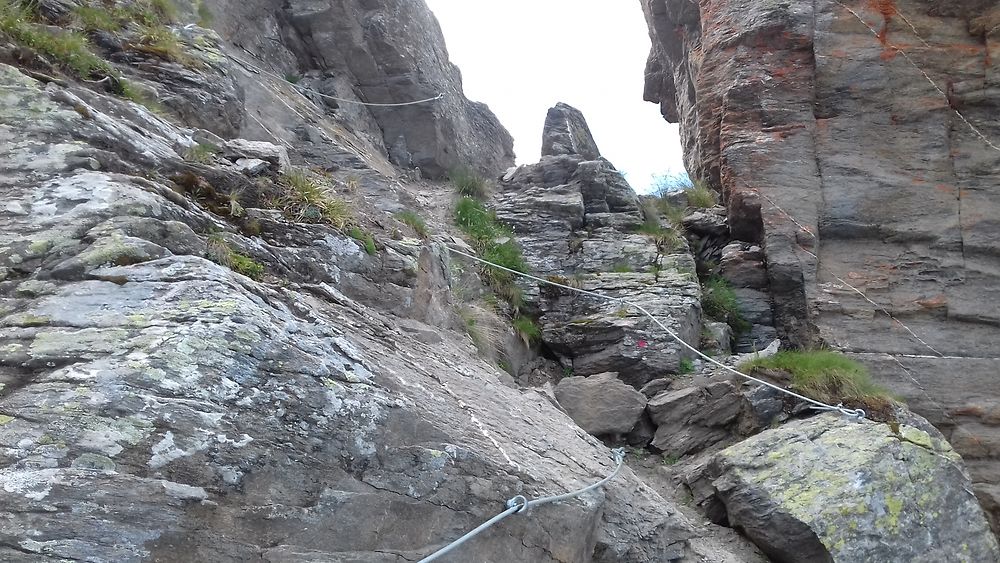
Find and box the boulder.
[554,372,647,437]
[648,380,746,456]
[698,412,1000,562]
[223,139,291,173]
[541,102,602,160]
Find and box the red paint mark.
[637,340,648,349]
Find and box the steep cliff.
[644,0,1000,532]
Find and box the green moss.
[348,226,376,255]
[229,252,264,280]
[0,414,14,425]
[611,263,634,273]
[75,5,122,31]
[679,358,695,374]
[205,234,265,280]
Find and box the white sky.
[425,0,686,193]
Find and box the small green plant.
[195,0,213,27]
[561,366,574,378]
[185,142,218,164]
[394,210,428,238]
[349,226,376,255]
[285,73,302,84]
[662,454,680,466]
[278,168,352,228]
[450,167,488,200]
[150,0,178,23]
[685,182,717,208]
[133,26,196,67]
[205,233,264,280]
[74,5,121,31]
[679,358,695,374]
[1,2,112,79]
[701,275,749,334]
[512,316,541,345]
[739,350,892,413]
[611,263,634,273]
[453,196,528,307]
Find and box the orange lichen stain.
[910,176,926,185]
[880,48,899,61]
[916,294,948,309]
[934,184,956,194]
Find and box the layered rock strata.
[643,0,1000,528]
[496,104,701,389]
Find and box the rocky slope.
[643,0,1000,532]
[0,0,997,561]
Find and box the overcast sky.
[424,0,685,193]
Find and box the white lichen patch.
[0,468,58,501]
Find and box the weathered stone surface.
[223,139,290,173]
[497,130,701,388]
[541,102,602,160]
[0,61,701,563]
[648,380,746,457]
[642,0,1000,509]
[698,413,1000,562]
[554,372,647,437]
[214,0,514,178]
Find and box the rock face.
[555,372,647,437]
[207,0,514,178]
[542,102,603,161]
[0,57,702,562]
[688,412,1000,562]
[643,0,1000,527]
[497,104,701,389]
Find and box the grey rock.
[497,131,700,387]
[700,412,1000,562]
[273,0,515,177]
[702,321,732,355]
[235,158,270,176]
[640,377,674,398]
[223,139,290,172]
[648,381,746,456]
[541,102,602,160]
[718,242,768,289]
[0,61,700,563]
[554,372,647,437]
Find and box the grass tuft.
[278,168,352,228]
[453,195,528,309]
[1,2,112,79]
[679,358,695,374]
[702,275,749,334]
[185,142,219,164]
[206,233,265,280]
[394,210,428,238]
[450,167,488,200]
[739,350,892,413]
[685,182,717,208]
[512,315,541,344]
